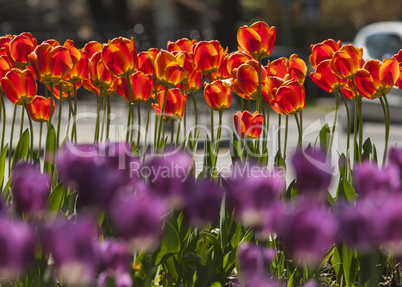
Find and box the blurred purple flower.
[183,180,223,228]
[292,147,333,197]
[97,271,133,287]
[278,203,338,266]
[56,142,135,209]
[0,216,35,279]
[41,217,99,286]
[11,161,50,215]
[223,162,285,230]
[376,194,402,256]
[97,239,132,287]
[238,242,275,286]
[109,190,167,252]
[353,161,400,197]
[142,150,193,207]
[337,198,379,251]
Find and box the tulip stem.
[94,91,101,142]
[261,98,267,154]
[176,120,181,147]
[66,94,73,138]
[0,92,6,151]
[183,85,187,135]
[56,83,63,148]
[19,105,25,137]
[73,83,78,143]
[48,84,54,130]
[145,100,151,149]
[171,121,174,146]
[284,115,288,160]
[351,78,362,163]
[278,115,281,156]
[380,96,390,166]
[130,99,135,144]
[38,122,43,161]
[8,105,17,174]
[328,91,339,157]
[341,94,351,153]
[100,93,107,141]
[294,112,302,149]
[156,87,169,151]
[214,110,223,168]
[125,75,133,143]
[24,103,34,162]
[258,57,262,112]
[107,95,111,140]
[210,109,215,143]
[191,93,198,138]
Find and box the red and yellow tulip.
[266,78,305,115]
[102,37,138,77]
[193,40,227,75]
[267,54,307,83]
[309,39,342,69]
[354,58,400,100]
[167,38,196,54]
[237,21,276,60]
[1,68,37,105]
[8,32,37,68]
[234,110,264,139]
[154,50,188,87]
[233,60,267,100]
[203,79,233,110]
[27,95,55,122]
[329,45,363,79]
[87,51,117,91]
[152,88,187,121]
[310,59,347,93]
[116,71,154,104]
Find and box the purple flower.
[278,203,338,266]
[223,162,285,230]
[41,217,99,285]
[291,147,333,196]
[97,240,132,287]
[353,161,400,197]
[142,150,193,207]
[0,216,35,279]
[11,161,50,215]
[183,180,223,228]
[109,189,167,252]
[56,142,135,209]
[337,198,379,251]
[375,194,402,256]
[238,242,275,285]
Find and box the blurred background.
[0,0,401,100]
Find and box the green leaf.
[11,129,29,169]
[155,221,181,265]
[319,123,330,154]
[230,132,242,164]
[331,246,342,282]
[1,175,12,203]
[199,136,213,179]
[361,137,372,160]
[223,248,237,275]
[44,125,56,174]
[342,245,357,287]
[285,179,297,200]
[48,183,66,212]
[338,153,347,178]
[342,178,357,203]
[274,150,286,169]
[359,251,387,287]
[372,144,378,163]
[0,144,8,187]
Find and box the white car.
[347,21,402,125]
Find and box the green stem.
[278,114,281,156]
[183,86,187,136]
[328,91,339,157]
[19,105,25,136]
[0,92,6,151]
[48,84,54,129]
[261,99,267,154]
[214,110,223,167]
[284,115,288,160]
[8,104,17,174]
[100,93,107,141]
[156,87,169,151]
[66,94,73,137]
[380,96,390,166]
[24,103,34,162]
[94,91,101,142]
[106,95,111,140]
[294,112,302,149]
[38,122,43,161]
[170,120,174,146]
[351,78,362,163]
[191,93,198,137]
[341,94,351,153]
[176,119,181,147]
[125,75,133,142]
[73,83,78,143]
[145,100,151,148]
[210,109,215,143]
[130,98,135,144]
[154,114,158,152]
[56,83,63,147]
[258,57,262,112]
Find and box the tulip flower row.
[1,19,402,287]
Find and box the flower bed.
[0,21,401,286]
